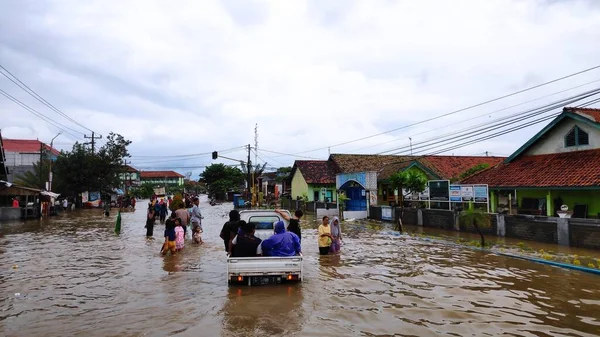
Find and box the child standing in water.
[175,218,185,252]
[161,216,177,256]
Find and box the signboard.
[449,185,461,202]
[473,185,488,203]
[81,191,89,203]
[461,185,474,201]
[369,191,378,206]
[429,180,450,201]
[381,207,393,221]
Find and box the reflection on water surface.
[1,198,599,336]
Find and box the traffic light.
[212,151,218,160]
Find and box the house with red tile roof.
[140,170,185,186]
[330,153,504,206]
[119,165,141,189]
[1,137,60,183]
[290,160,338,201]
[462,107,600,218]
[289,154,503,216]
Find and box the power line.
[379,87,600,155]
[348,77,600,153]
[0,88,84,139]
[256,149,287,166]
[257,148,323,159]
[129,146,247,159]
[284,63,600,155]
[0,64,99,135]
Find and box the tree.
[338,192,349,220]
[169,193,185,211]
[200,164,245,199]
[457,163,490,181]
[53,132,131,198]
[274,166,293,183]
[131,183,155,199]
[388,170,428,231]
[459,208,491,248]
[14,159,51,189]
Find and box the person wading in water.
[145,203,156,239]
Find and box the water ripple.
[1,201,599,336]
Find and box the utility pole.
[84,132,102,154]
[253,124,258,206]
[247,144,252,202]
[39,142,44,190]
[409,137,413,156]
[49,132,61,192]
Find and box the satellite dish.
[560,205,568,211]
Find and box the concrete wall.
[316,208,340,219]
[368,205,600,249]
[504,215,558,244]
[0,207,22,221]
[569,219,600,250]
[421,209,455,230]
[344,211,367,220]
[524,118,600,156]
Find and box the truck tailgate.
[227,256,303,276]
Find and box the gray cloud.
[1,0,600,178]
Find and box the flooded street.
[1,197,600,336]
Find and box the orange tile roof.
[462,149,600,188]
[140,170,184,178]
[331,154,504,181]
[565,107,600,123]
[2,138,60,156]
[329,154,405,173]
[124,165,139,173]
[418,155,505,180]
[293,160,337,184]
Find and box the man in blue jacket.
[261,221,301,257]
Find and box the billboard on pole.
[449,185,461,202]
[429,180,449,201]
[473,185,488,203]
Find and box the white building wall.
[524,119,600,156]
[5,152,40,166]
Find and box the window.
[248,216,281,230]
[564,126,589,147]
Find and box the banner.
[369,191,378,206]
[461,185,474,201]
[474,185,488,203]
[449,185,462,202]
[88,191,102,208]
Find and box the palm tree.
[459,208,491,248]
[15,160,50,189]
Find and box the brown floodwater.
[1,197,599,336]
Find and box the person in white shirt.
[190,197,203,243]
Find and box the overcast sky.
[1,0,600,178]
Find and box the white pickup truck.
[227,210,303,286]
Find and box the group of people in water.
[143,196,343,257]
[220,209,343,257]
[144,195,204,256]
